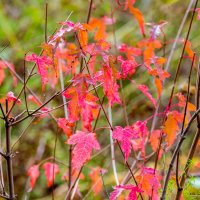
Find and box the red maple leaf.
[95,65,121,105]
[118,56,138,78]
[131,121,148,158]
[63,75,99,130]
[25,53,52,90]
[27,165,40,190]
[42,162,60,188]
[113,126,138,161]
[110,184,143,200]
[68,131,100,169]
[137,84,156,107]
[118,43,142,59]
[81,93,99,131]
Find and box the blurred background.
[0,0,200,199]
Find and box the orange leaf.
[149,130,161,152]
[156,57,166,65]
[196,161,200,168]
[89,167,103,195]
[176,92,196,111]
[63,87,80,121]
[187,102,196,111]
[136,167,161,199]
[89,18,106,41]
[163,112,180,147]
[128,6,145,36]
[185,40,195,60]
[154,77,162,98]
[78,30,88,49]
[57,118,75,137]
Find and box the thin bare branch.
[175,56,200,200]
[161,106,200,199]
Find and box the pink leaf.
[137,84,156,107]
[27,165,40,190]
[42,162,60,188]
[113,126,138,161]
[7,91,21,104]
[110,184,143,200]
[110,186,123,200]
[118,44,142,57]
[68,131,100,169]
[118,56,138,78]
[131,121,148,157]
[25,54,52,90]
[95,65,121,105]
[60,21,84,32]
[49,27,68,42]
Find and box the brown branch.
[5,101,15,199]
[0,103,6,119]
[0,150,6,159]
[9,56,90,126]
[23,54,29,115]
[87,0,93,24]
[116,141,144,200]
[10,91,61,125]
[4,28,58,118]
[175,57,200,200]
[175,53,195,191]
[161,106,200,199]
[65,166,83,200]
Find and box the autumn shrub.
[0,0,200,200]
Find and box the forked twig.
[175,57,200,200]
